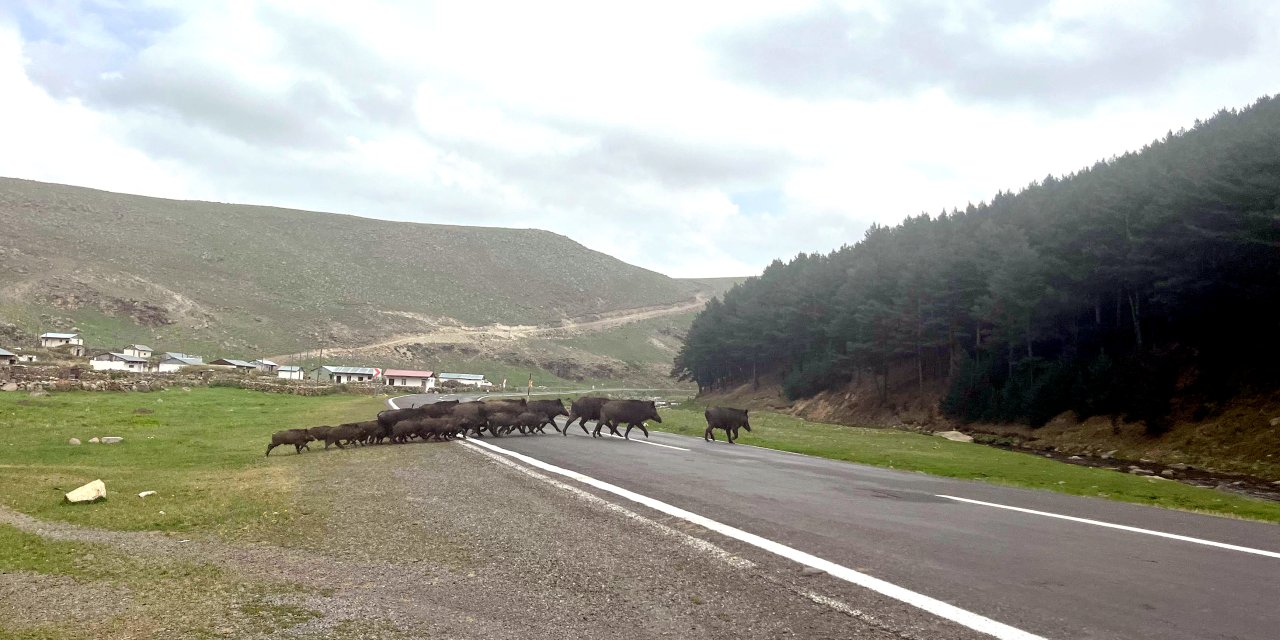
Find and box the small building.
[89,352,150,372]
[0,348,16,366]
[251,359,279,373]
[277,366,305,380]
[313,365,379,384]
[157,355,204,373]
[39,332,83,349]
[383,369,436,390]
[437,372,492,388]
[209,358,257,372]
[122,344,153,359]
[17,353,37,363]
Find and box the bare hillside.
[0,177,708,357]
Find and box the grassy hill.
[0,177,710,362]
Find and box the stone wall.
[0,366,401,397]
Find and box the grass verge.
[657,407,1280,523]
[0,387,383,535]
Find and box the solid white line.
[464,437,1044,640]
[938,495,1280,559]
[607,433,690,451]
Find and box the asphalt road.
[395,393,1280,640]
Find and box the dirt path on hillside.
[272,296,707,361]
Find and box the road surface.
[394,393,1280,640]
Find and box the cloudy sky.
[2,1,1277,277]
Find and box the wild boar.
[597,400,663,440]
[526,399,569,433]
[390,419,421,444]
[266,428,314,456]
[704,407,751,443]
[324,423,364,449]
[564,396,609,436]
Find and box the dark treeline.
[673,96,1280,432]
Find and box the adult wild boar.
[704,407,751,443]
[526,399,569,433]
[449,402,492,437]
[596,400,662,440]
[323,423,364,449]
[563,396,609,436]
[390,420,422,444]
[307,425,334,441]
[486,411,521,436]
[266,428,314,456]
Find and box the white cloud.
[2,1,1279,278]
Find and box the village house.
[39,332,83,348]
[313,365,379,384]
[251,359,279,373]
[277,366,305,380]
[0,348,16,366]
[89,352,150,372]
[209,358,257,372]
[17,353,37,363]
[383,369,436,390]
[122,344,153,359]
[437,372,492,388]
[157,355,203,373]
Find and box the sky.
[1,1,1277,278]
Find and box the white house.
[437,372,492,388]
[158,355,203,372]
[383,369,436,390]
[0,348,15,366]
[209,358,257,372]
[39,332,83,348]
[122,344,153,359]
[277,366,305,380]
[90,352,150,372]
[251,359,279,373]
[314,365,379,384]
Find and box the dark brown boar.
[324,423,363,449]
[526,399,568,433]
[266,428,314,456]
[597,400,663,440]
[563,396,609,436]
[703,407,751,443]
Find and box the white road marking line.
[938,495,1280,559]
[606,433,689,451]
[465,437,1044,640]
[465,442,754,569]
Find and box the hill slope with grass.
[0,177,713,362]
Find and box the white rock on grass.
[138,491,157,498]
[88,437,101,444]
[936,430,974,443]
[65,479,106,503]
[101,437,124,444]
[68,438,81,445]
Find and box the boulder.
[88,437,101,444]
[100,437,124,445]
[936,430,974,443]
[65,479,106,503]
[1068,455,1084,460]
[1270,417,1280,427]
[1160,469,1176,477]
[1,382,16,392]
[68,438,81,446]
[1101,450,1118,460]
[1128,467,1154,476]
[138,491,157,498]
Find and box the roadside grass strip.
[0,388,384,533]
[464,436,1045,640]
[654,409,1280,524]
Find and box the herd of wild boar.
[266,396,750,456]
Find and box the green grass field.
[657,408,1280,523]
[0,388,383,535]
